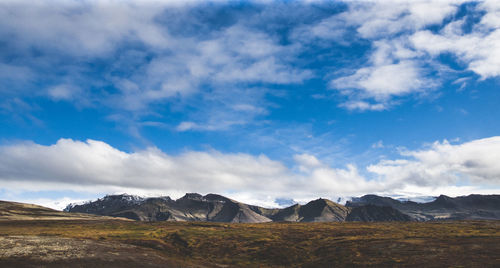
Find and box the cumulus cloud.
[1,137,499,207]
[324,0,500,110]
[331,60,429,101]
[368,136,500,187]
[341,0,463,39]
[410,4,500,78]
[0,139,372,206]
[330,37,437,109]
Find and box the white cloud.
[324,0,456,109]
[294,153,322,172]
[105,24,310,114]
[0,0,172,57]
[176,121,198,131]
[47,84,81,101]
[0,1,312,132]
[2,0,499,119]
[291,15,347,43]
[368,137,500,187]
[0,139,290,192]
[351,0,500,82]
[1,137,499,208]
[339,100,387,111]
[187,25,311,85]
[322,0,500,110]
[338,0,463,39]
[101,22,311,132]
[330,37,436,108]
[0,139,376,205]
[111,21,311,113]
[331,60,429,101]
[411,24,500,79]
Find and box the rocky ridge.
[66,193,500,223]
[346,194,500,221]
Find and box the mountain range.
[347,194,500,221]
[65,193,500,223]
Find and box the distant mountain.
[66,193,500,223]
[66,193,407,223]
[346,194,500,221]
[266,198,349,222]
[346,205,413,222]
[66,193,272,223]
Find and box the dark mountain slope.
[265,198,350,222]
[67,193,272,223]
[67,194,352,222]
[346,205,413,222]
[268,204,301,222]
[66,193,500,222]
[346,194,500,221]
[298,198,349,222]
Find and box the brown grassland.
[0,219,499,267]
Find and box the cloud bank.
[1,137,499,207]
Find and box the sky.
[1,0,500,210]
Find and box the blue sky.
[1,0,500,209]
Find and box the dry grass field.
[1,219,499,267]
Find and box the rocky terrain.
[345,204,413,222]
[265,198,350,222]
[346,194,500,221]
[0,235,181,267]
[65,193,500,223]
[66,193,273,223]
[65,193,377,223]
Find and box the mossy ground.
[0,220,499,267]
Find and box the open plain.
[1,218,499,267]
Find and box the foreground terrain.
[1,218,499,267]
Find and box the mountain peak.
[179,193,203,201]
[204,194,230,202]
[103,194,144,202]
[436,194,451,200]
[65,193,500,222]
[298,198,348,222]
[432,195,456,208]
